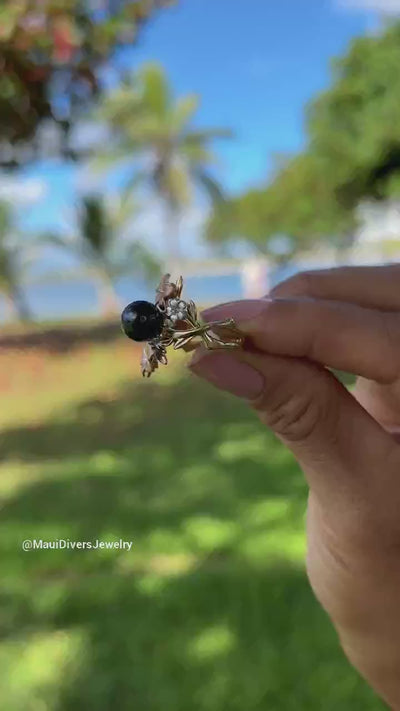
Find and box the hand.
[190,264,400,709]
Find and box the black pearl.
[121,301,165,342]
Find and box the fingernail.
[189,350,264,400]
[201,299,271,324]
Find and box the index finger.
[202,298,400,384]
[271,264,400,310]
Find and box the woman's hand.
[190,264,400,709]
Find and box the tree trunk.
[7,282,33,323]
[164,205,182,275]
[95,269,121,316]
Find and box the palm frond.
[163,162,192,207]
[109,190,139,233]
[123,170,148,196]
[41,232,72,251]
[0,201,12,240]
[91,144,141,174]
[185,128,233,143]
[140,63,171,118]
[123,115,169,144]
[79,195,112,259]
[95,84,143,125]
[91,63,233,264]
[170,95,199,132]
[113,240,161,284]
[180,142,217,166]
[196,171,225,204]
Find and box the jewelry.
[121,273,244,377]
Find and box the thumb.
[189,345,397,525]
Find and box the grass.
[0,330,384,711]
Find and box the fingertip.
[201,299,271,325]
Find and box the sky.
[4,0,396,260]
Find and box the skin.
[189,264,400,710]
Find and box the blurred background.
[0,0,398,708]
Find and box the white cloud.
[0,176,47,206]
[336,0,400,14]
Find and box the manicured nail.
[201,299,271,324]
[189,350,264,400]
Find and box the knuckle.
[270,270,315,298]
[254,381,324,442]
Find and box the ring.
[121,273,244,377]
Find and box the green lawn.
[0,331,384,710]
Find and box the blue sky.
[10,0,383,257]
[123,0,372,190]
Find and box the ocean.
[0,265,299,323]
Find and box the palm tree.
[95,63,231,268]
[0,201,33,323]
[48,193,160,315]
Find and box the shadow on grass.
[0,320,121,354]
[54,563,381,711]
[0,373,383,710]
[0,376,307,544]
[0,562,382,711]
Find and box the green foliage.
[0,343,384,710]
[208,21,400,254]
[0,0,175,166]
[95,63,231,258]
[207,153,355,259]
[307,22,400,206]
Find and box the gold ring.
[121,273,244,377]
